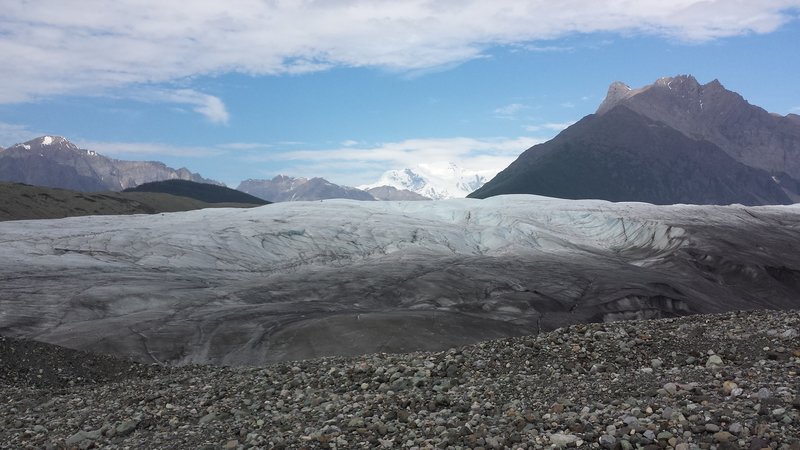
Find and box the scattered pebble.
[1,309,799,449]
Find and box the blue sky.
[1,1,799,188]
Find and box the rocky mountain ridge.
[471,75,800,204]
[238,175,376,202]
[0,136,219,192]
[596,75,800,180]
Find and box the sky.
[1,1,799,188]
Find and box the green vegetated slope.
[0,182,263,221]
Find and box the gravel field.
[2,309,799,449]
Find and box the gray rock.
[115,420,139,436]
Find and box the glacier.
[0,195,799,365]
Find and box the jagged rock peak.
[596,75,726,115]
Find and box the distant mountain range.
[471,75,800,205]
[360,163,488,200]
[238,175,429,202]
[0,136,219,192]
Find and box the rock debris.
[2,309,799,449]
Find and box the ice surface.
[1,195,799,365]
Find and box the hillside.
[0,182,261,221]
[124,179,268,205]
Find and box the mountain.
[360,163,488,199]
[1,196,799,365]
[471,76,799,205]
[0,182,260,221]
[123,179,268,205]
[238,175,376,202]
[0,136,219,191]
[597,75,800,180]
[364,185,431,201]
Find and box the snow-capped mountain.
[360,163,490,200]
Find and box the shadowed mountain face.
[124,179,268,205]
[0,136,219,191]
[0,182,261,221]
[471,76,800,204]
[239,175,376,202]
[1,196,798,365]
[470,106,792,205]
[597,75,800,180]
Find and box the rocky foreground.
[1,310,799,450]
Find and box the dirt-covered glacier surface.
[0,195,799,365]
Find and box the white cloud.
[493,103,529,119]
[0,1,798,105]
[525,121,576,132]
[132,89,230,125]
[76,140,224,158]
[245,136,545,185]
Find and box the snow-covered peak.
[359,163,491,200]
[15,135,78,150]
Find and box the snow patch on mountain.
[360,163,492,199]
[41,136,53,146]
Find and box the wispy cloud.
[493,103,529,120]
[131,89,230,125]
[216,142,271,151]
[244,136,545,185]
[0,1,798,106]
[0,122,41,147]
[525,121,576,132]
[513,43,575,52]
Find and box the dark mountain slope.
[469,106,792,205]
[597,75,800,180]
[0,182,260,221]
[124,179,268,205]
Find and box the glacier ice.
[0,195,798,365]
